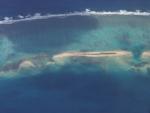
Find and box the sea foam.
[0,9,150,25]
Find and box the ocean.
[1,0,150,17]
[0,0,150,113]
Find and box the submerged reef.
[0,50,149,77]
[0,15,150,78]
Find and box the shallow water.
[0,15,150,113]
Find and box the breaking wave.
[0,9,150,25]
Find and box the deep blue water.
[1,65,150,113]
[0,0,150,17]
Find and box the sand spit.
[19,60,35,69]
[0,50,150,77]
[142,51,150,58]
[52,51,132,61]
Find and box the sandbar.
[52,50,132,61]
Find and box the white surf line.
[52,50,132,62]
[0,9,150,25]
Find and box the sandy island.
[52,50,132,61]
[0,50,150,77]
[142,51,150,58]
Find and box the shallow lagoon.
[0,14,150,113]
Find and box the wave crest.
[0,9,150,25]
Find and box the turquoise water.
[0,15,150,112]
[1,16,150,54]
